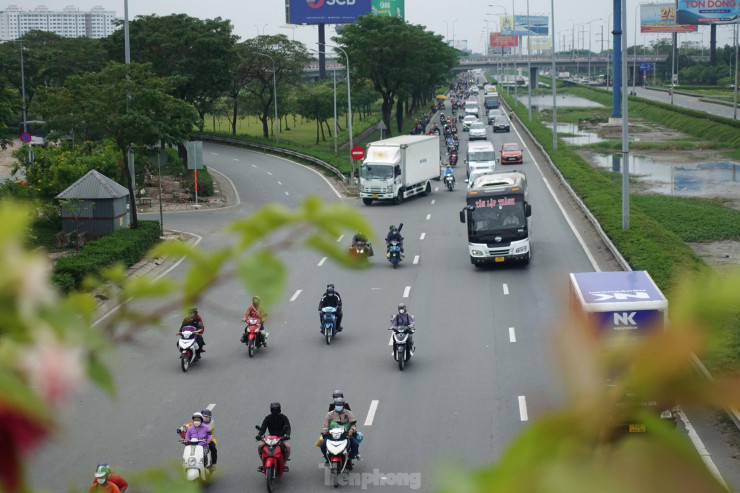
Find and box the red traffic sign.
[350,145,365,161]
[20,132,31,143]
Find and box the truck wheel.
[393,191,403,205]
[422,182,431,196]
[362,198,373,206]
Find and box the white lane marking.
[211,152,219,155]
[207,403,216,411]
[268,154,343,199]
[233,158,239,161]
[337,234,344,242]
[403,286,411,298]
[317,257,327,267]
[364,400,379,426]
[677,409,728,488]
[434,187,439,192]
[267,171,273,176]
[426,214,431,220]
[251,164,258,168]
[277,181,282,185]
[285,191,290,196]
[518,396,529,421]
[431,199,436,205]
[503,284,509,295]
[510,121,599,271]
[208,168,242,209]
[413,255,420,264]
[420,233,426,240]
[289,289,302,302]
[388,334,394,346]
[509,327,517,343]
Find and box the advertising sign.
[448,39,468,51]
[676,0,740,24]
[371,0,404,18]
[490,32,518,47]
[641,3,697,32]
[639,62,654,71]
[287,0,372,25]
[501,15,549,36]
[528,36,552,51]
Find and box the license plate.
[628,424,646,433]
[372,194,378,198]
[494,257,505,262]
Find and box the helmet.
[270,402,281,415]
[94,463,111,479]
[201,409,212,423]
[252,296,260,306]
[326,283,335,293]
[446,164,451,168]
[389,225,396,231]
[192,412,204,423]
[398,303,407,314]
[334,397,346,410]
[191,307,198,313]
[332,389,344,399]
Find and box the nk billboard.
[676,0,740,24]
[501,15,549,36]
[641,3,697,32]
[286,0,372,24]
[371,0,404,19]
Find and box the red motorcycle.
[256,426,287,492]
[242,317,264,357]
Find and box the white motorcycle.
[177,326,202,372]
[325,425,351,487]
[390,324,415,371]
[444,173,455,191]
[182,437,212,481]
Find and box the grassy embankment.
[495,77,740,372]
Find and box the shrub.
[184,165,214,197]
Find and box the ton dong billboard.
[287,0,372,24]
[676,0,740,24]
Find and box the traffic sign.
[350,145,365,161]
[20,132,31,143]
[639,62,653,71]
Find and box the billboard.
[528,36,552,50]
[286,0,372,24]
[371,0,404,19]
[641,3,697,32]
[448,39,468,51]
[676,0,740,24]
[490,32,518,47]
[501,15,549,36]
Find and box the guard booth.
[56,169,130,237]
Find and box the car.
[468,122,487,140]
[462,115,477,131]
[492,116,511,133]
[466,168,497,189]
[500,142,523,164]
[487,108,504,124]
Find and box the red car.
[500,143,523,164]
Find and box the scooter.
[449,151,458,167]
[321,306,339,345]
[181,436,212,481]
[324,425,352,488]
[390,324,415,371]
[444,174,455,191]
[348,240,371,262]
[242,317,264,358]
[387,240,403,269]
[256,425,287,492]
[177,326,203,372]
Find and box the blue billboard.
[676,0,740,24]
[287,0,372,24]
[501,15,549,36]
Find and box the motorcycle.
[324,425,352,487]
[451,125,458,135]
[321,306,339,345]
[387,240,403,269]
[177,326,203,372]
[243,317,264,358]
[444,174,455,191]
[181,436,212,481]
[449,151,458,167]
[255,425,287,492]
[348,240,371,262]
[390,324,415,371]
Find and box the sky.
[7,1,737,54]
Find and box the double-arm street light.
[256,52,279,144]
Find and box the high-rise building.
[0,5,118,41]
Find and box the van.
[465,140,496,179]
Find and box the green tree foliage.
[296,82,339,144]
[103,14,238,125]
[334,16,457,136]
[233,35,311,139]
[37,62,200,228]
[0,78,17,149]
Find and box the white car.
[462,115,477,131]
[468,121,487,140]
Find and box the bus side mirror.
[459,210,466,223]
[525,204,532,217]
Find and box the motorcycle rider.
[256,402,292,471]
[242,296,268,347]
[318,284,343,332]
[90,463,126,493]
[351,231,374,257]
[444,164,455,185]
[180,307,205,353]
[389,303,415,355]
[182,412,213,468]
[385,225,404,256]
[328,389,352,411]
[320,397,360,468]
[201,409,218,467]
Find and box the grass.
[29,217,62,250]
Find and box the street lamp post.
[124,0,135,223]
[256,52,279,144]
[588,19,603,83]
[633,3,640,95]
[551,0,557,150]
[488,5,509,94]
[321,43,354,183]
[527,0,532,121]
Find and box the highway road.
[30,84,740,492]
[607,85,739,120]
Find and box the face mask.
[399,309,406,314]
[194,420,202,427]
[96,478,106,485]
[203,417,211,423]
[335,406,344,412]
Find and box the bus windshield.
[468,195,525,232]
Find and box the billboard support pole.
[551,0,557,150]
[733,22,738,120]
[318,24,326,80]
[621,0,630,230]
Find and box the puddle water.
[592,154,740,198]
[544,122,607,146]
[519,95,605,110]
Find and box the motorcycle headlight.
[660,411,673,419]
[187,457,197,466]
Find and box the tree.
[296,83,338,144]
[37,62,200,228]
[103,15,237,126]
[234,35,311,139]
[0,78,17,149]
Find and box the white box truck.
[360,135,441,206]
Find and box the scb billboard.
[286,0,372,24]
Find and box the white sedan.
[462,115,477,131]
[468,122,487,140]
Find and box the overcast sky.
[12,1,737,53]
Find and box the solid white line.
[503,283,509,295]
[518,396,529,421]
[267,171,273,176]
[413,255,420,264]
[431,199,436,205]
[426,214,431,220]
[206,403,216,411]
[420,233,426,240]
[208,168,242,209]
[677,409,728,488]
[269,154,343,199]
[509,327,516,343]
[317,257,327,267]
[364,400,379,426]
[403,286,411,298]
[337,234,344,242]
[289,289,302,302]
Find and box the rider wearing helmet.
[321,397,360,468]
[180,307,205,352]
[328,389,352,411]
[351,231,374,257]
[390,303,416,355]
[242,296,268,347]
[90,463,127,492]
[318,284,343,332]
[182,412,213,468]
[201,409,218,466]
[444,164,455,184]
[256,402,292,470]
[385,225,404,256]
